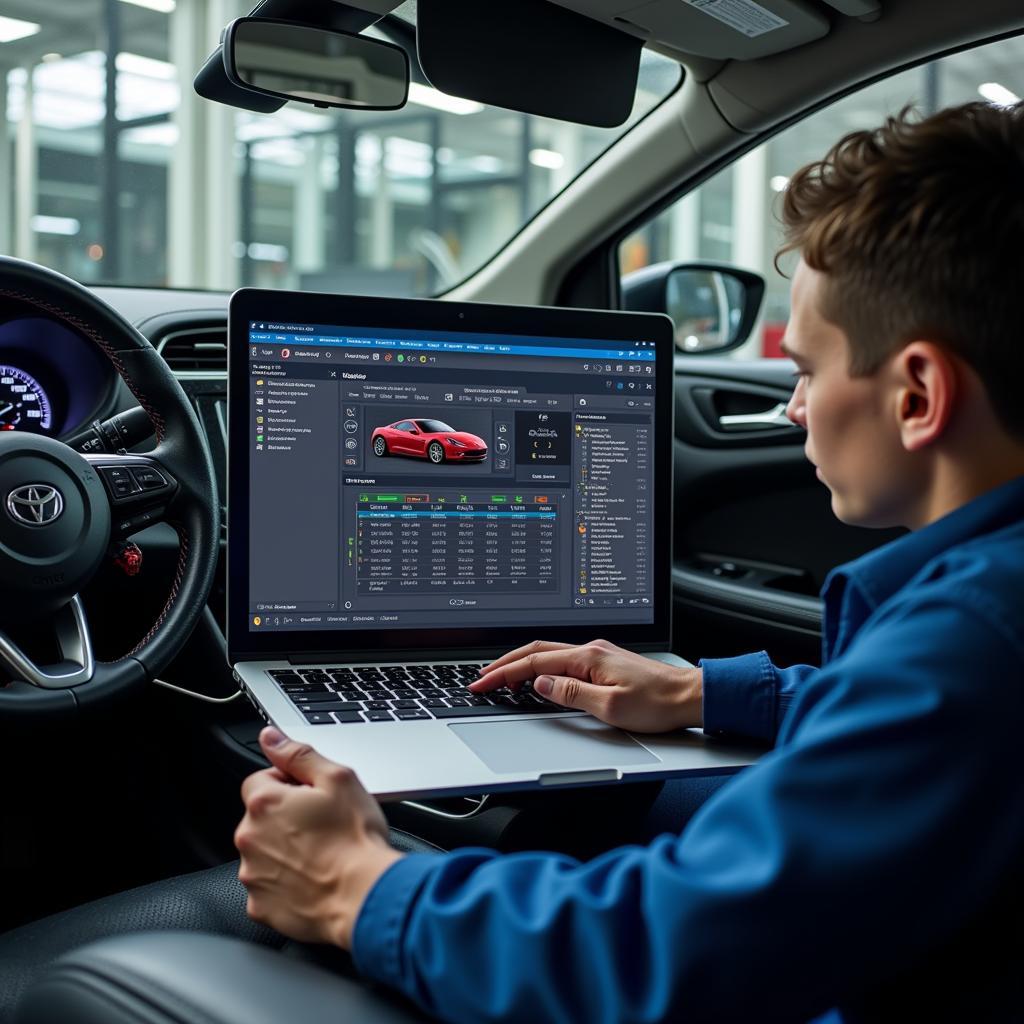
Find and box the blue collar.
[821,474,1024,660]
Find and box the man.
[236,100,1024,1022]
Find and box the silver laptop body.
[227,290,759,799]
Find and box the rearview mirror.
[222,17,409,111]
[622,262,765,355]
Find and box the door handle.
[718,401,793,430]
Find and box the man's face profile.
[783,261,913,529]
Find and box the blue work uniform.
[353,476,1024,1023]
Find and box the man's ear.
[893,341,959,452]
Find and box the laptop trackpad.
[450,717,661,774]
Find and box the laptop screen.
[227,291,673,661]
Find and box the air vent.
[156,326,227,372]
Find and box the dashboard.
[0,305,119,439]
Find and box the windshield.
[416,420,454,433]
[0,2,680,295]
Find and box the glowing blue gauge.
[0,365,53,433]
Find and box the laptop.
[227,288,758,799]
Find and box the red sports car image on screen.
[370,419,488,464]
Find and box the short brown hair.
[778,101,1024,439]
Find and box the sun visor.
[552,0,831,60]
[416,0,643,128]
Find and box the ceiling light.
[31,215,80,236]
[978,82,1021,107]
[529,148,564,170]
[278,108,332,132]
[407,82,483,116]
[119,0,176,12]
[250,138,305,166]
[237,120,293,143]
[468,155,502,174]
[116,52,175,80]
[0,16,40,43]
[247,243,289,262]
[385,154,432,178]
[770,175,789,192]
[355,134,382,163]
[41,52,62,63]
[388,136,433,160]
[123,122,179,146]
[31,94,105,130]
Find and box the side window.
[619,36,1024,359]
[396,421,415,432]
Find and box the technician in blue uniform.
[235,101,1024,1023]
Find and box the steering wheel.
[0,257,220,719]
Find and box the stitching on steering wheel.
[127,523,191,657]
[0,287,167,442]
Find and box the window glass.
[0,1,680,294]
[619,35,1024,357]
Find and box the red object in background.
[762,322,787,358]
[113,542,143,576]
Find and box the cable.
[152,677,244,704]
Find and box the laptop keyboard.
[268,664,577,725]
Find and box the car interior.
[0,0,1022,1019]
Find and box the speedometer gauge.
[0,365,53,433]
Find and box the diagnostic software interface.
[246,320,656,633]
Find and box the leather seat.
[0,827,441,1024]
[14,931,435,1024]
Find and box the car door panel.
[671,359,903,667]
[680,379,804,448]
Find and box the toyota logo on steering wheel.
[5,483,64,527]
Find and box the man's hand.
[470,639,703,733]
[235,727,403,949]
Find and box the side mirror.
[222,17,409,111]
[622,262,765,355]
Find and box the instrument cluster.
[0,364,53,433]
[0,312,117,439]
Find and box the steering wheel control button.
[130,466,167,491]
[116,506,165,535]
[99,466,141,500]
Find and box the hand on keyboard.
[470,639,703,734]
